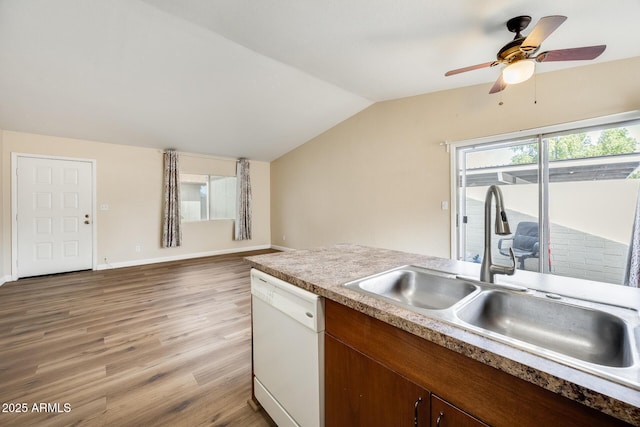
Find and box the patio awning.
[462,153,640,187]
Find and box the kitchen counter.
[245,244,640,426]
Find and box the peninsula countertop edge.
[245,243,640,425]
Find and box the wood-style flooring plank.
[0,250,277,427]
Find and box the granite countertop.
[245,244,640,426]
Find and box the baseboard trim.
[270,244,295,252]
[2,245,288,279]
[96,244,273,270]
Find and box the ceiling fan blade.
[536,45,607,62]
[445,61,495,76]
[489,74,507,94]
[521,15,567,52]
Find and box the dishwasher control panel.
[251,269,325,332]
[252,276,276,305]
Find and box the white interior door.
[16,156,94,278]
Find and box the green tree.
[510,133,591,164]
[587,128,637,157]
[510,143,537,164]
[548,133,591,161]
[511,128,638,163]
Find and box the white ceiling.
[0,0,638,161]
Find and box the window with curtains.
[179,174,237,222]
[454,116,640,286]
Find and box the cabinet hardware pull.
[436,411,444,427]
[413,397,423,427]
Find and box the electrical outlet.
[135,245,141,252]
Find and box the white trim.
[450,110,640,149]
[449,149,457,260]
[11,153,98,279]
[96,244,273,270]
[270,244,295,251]
[2,244,281,279]
[11,153,17,280]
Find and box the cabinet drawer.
[431,394,489,427]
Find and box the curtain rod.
[159,149,244,162]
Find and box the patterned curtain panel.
[624,186,640,287]
[235,158,252,240]
[162,149,182,248]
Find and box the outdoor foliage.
[510,127,639,178]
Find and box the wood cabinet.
[325,299,632,427]
[325,333,429,426]
[431,395,489,427]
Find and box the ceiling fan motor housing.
[497,38,532,63]
[498,16,538,63]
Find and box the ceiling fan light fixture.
[502,60,535,85]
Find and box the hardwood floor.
[0,251,277,427]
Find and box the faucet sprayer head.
[495,209,511,235]
[489,185,511,235]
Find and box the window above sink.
[452,111,640,287]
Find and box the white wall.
[464,184,636,284]
[271,57,640,257]
[0,131,270,278]
[467,180,640,245]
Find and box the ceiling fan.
[444,15,606,94]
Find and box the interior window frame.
[450,111,640,284]
[180,173,237,222]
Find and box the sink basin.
[345,266,478,310]
[344,266,640,388]
[456,290,634,368]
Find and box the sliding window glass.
[545,122,640,284]
[457,139,540,272]
[180,174,237,222]
[454,118,640,285]
[209,176,236,220]
[180,174,209,222]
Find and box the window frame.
[179,173,237,223]
[449,110,640,282]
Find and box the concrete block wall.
[464,199,629,285]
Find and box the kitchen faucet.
[480,185,516,283]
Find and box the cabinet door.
[431,395,489,427]
[325,334,430,427]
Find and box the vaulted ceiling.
[0,0,638,161]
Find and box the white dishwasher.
[251,269,325,427]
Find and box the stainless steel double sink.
[344,265,640,389]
